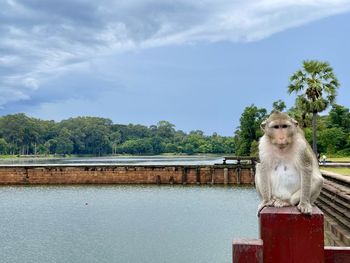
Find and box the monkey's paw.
[273,199,290,208]
[297,202,313,215]
[257,199,275,216]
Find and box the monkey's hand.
[297,202,313,215]
[257,199,275,216]
[273,198,290,208]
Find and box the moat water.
[0,185,259,263]
[0,155,225,166]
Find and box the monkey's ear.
[291,118,298,126]
[260,120,267,131]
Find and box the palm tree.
[288,60,339,155]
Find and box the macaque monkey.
[255,111,323,215]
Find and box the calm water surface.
[0,185,259,263]
[0,155,226,166]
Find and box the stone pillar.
[260,206,324,263]
[232,239,263,263]
[236,167,241,184]
[224,168,228,185]
[210,167,215,185]
[233,206,350,263]
[250,168,255,185]
[196,167,201,184]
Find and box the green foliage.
[317,104,350,155]
[303,128,313,145]
[318,127,347,154]
[288,60,340,154]
[0,138,8,154]
[287,98,312,128]
[1,99,348,157]
[288,60,339,112]
[328,104,350,133]
[250,140,259,156]
[0,114,235,156]
[234,105,267,156]
[117,139,154,154]
[272,100,286,112]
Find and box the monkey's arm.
[297,150,313,214]
[255,163,274,215]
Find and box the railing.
[222,156,258,165]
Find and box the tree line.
[1,101,347,157]
[0,116,235,156]
[234,60,349,157]
[234,103,350,157]
[0,60,348,157]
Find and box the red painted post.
[232,239,263,263]
[260,206,324,263]
[324,247,350,263]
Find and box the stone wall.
[0,165,255,185]
[316,170,350,246]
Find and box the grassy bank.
[326,157,350,162]
[322,167,350,176]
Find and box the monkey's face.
[264,119,297,150]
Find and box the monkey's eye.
[282,124,288,129]
[273,125,279,129]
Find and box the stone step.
[317,195,350,225]
[320,189,350,212]
[315,199,350,233]
[323,180,350,204]
[323,212,350,246]
[319,191,350,218]
[322,172,350,188]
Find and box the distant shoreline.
[0,153,225,159]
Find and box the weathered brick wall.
[0,165,255,185]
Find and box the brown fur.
[255,111,324,215]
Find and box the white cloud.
[1,0,350,108]
[0,86,30,108]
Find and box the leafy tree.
[150,136,164,154]
[156,121,176,139]
[288,60,339,155]
[4,104,349,157]
[250,140,259,156]
[110,131,122,155]
[223,137,235,154]
[56,128,73,154]
[117,139,153,154]
[164,143,178,153]
[0,138,8,154]
[287,97,312,128]
[328,104,350,132]
[272,100,286,112]
[44,139,58,154]
[56,137,74,154]
[318,127,347,154]
[234,105,267,156]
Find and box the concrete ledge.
[321,170,350,185]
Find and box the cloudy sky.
[1,0,350,135]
